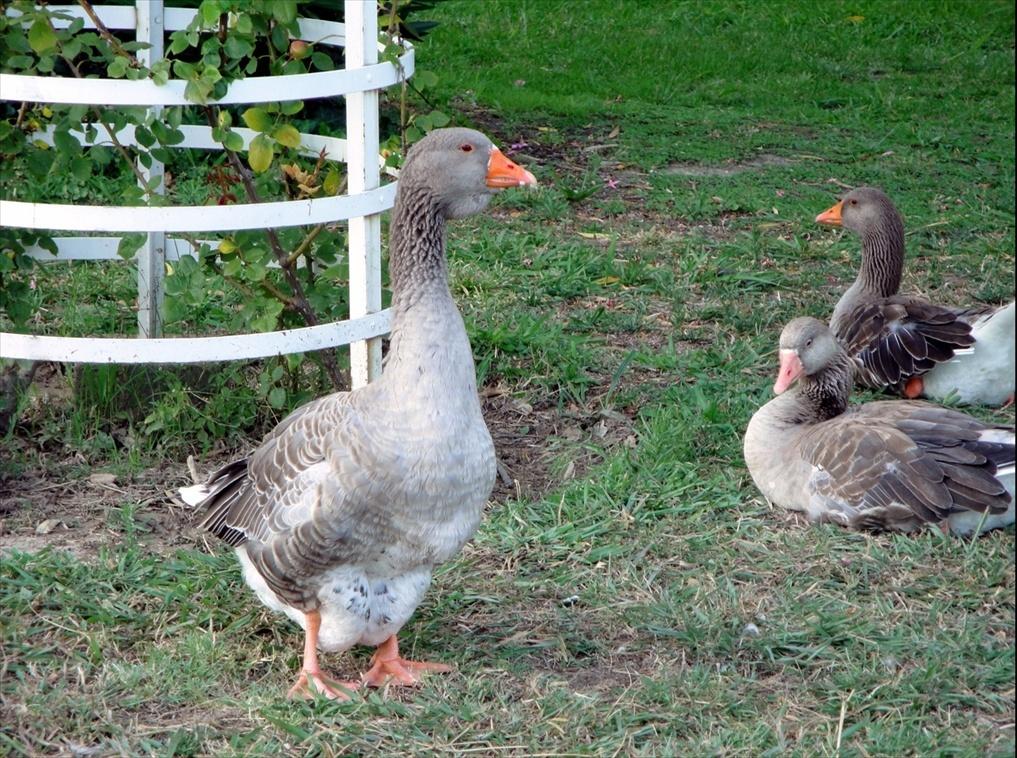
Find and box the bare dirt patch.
[0,456,205,561]
[0,377,595,561]
[665,153,796,177]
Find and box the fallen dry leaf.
[36,518,67,535]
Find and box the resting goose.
[815,186,1015,405]
[179,128,537,699]
[743,317,1015,535]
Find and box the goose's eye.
[848,199,858,205]
[805,338,814,347]
[459,143,474,153]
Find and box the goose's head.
[815,186,902,238]
[774,317,843,394]
[401,127,537,219]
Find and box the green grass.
[2,0,1015,755]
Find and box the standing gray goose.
[744,317,1015,535]
[816,187,1015,405]
[179,128,536,699]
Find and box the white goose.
[180,128,536,699]
[744,317,1015,535]
[816,187,1015,406]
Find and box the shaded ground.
[1,373,638,562]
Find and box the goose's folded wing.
[849,402,1016,471]
[195,392,356,547]
[838,297,975,389]
[801,414,1012,530]
[799,420,954,528]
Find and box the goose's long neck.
[856,212,905,298]
[382,183,476,393]
[389,184,447,302]
[792,351,854,423]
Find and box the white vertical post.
[135,0,165,337]
[344,0,383,388]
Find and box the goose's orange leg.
[903,376,924,399]
[361,635,452,687]
[287,610,360,700]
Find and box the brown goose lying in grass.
[815,186,1015,406]
[180,128,537,699]
[744,317,1015,535]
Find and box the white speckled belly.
[235,547,432,651]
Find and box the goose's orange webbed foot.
[287,669,360,701]
[361,635,453,687]
[286,609,360,700]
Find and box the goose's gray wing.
[193,392,401,607]
[799,411,1010,532]
[836,297,975,392]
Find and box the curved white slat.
[0,309,392,363]
[0,52,412,106]
[26,236,202,261]
[26,123,399,178]
[1,10,414,107]
[33,6,394,53]
[1,181,396,233]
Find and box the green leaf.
[135,125,156,148]
[183,79,210,104]
[222,258,243,277]
[272,0,298,24]
[323,167,342,195]
[168,30,190,55]
[200,0,223,26]
[248,133,274,173]
[52,130,80,156]
[117,233,147,260]
[28,19,58,54]
[429,110,451,128]
[223,130,244,152]
[270,24,289,53]
[235,13,254,35]
[150,147,174,163]
[107,57,129,79]
[173,60,198,80]
[37,236,59,256]
[62,37,82,59]
[70,156,91,182]
[242,107,273,132]
[245,247,271,264]
[310,52,333,71]
[279,101,303,116]
[162,295,190,324]
[151,121,185,145]
[272,124,301,149]
[26,148,54,179]
[414,69,439,89]
[200,65,222,84]
[224,35,253,59]
[268,386,286,409]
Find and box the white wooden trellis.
[0,2,411,388]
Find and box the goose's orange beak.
[815,200,843,226]
[486,147,537,189]
[774,349,803,394]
